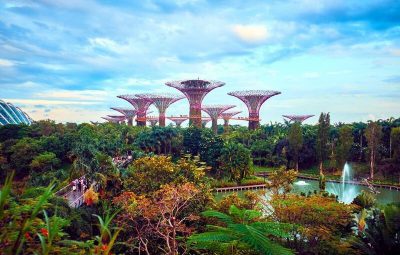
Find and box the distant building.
[0,100,32,126]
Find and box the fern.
[188,205,294,255]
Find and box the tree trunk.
[319,161,323,175]
[296,160,299,172]
[360,132,363,161]
[370,150,374,179]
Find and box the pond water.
[215,178,400,205]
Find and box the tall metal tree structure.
[102,116,124,124]
[111,107,137,126]
[147,116,158,127]
[202,105,235,134]
[165,79,225,127]
[167,115,189,127]
[283,115,314,123]
[201,118,212,128]
[228,90,281,130]
[107,115,127,124]
[136,93,184,127]
[221,111,242,130]
[117,95,153,126]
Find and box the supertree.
[147,116,158,127]
[202,105,235,134]
[220,111,242,132]
[165,79,225,127]
[167,115,189,127]
[136,93,184,127]
[228,90,281,130]
[102,116,123,124]
[117,95,153,126]
[201,118,212,128]
[107,115,127,124]
[111,107,137,126]
[283,114,314,123]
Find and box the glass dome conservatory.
[0,100,32,126]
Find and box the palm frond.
[231,224,294,255]
[250,222,293,238]
[202,210,233,225]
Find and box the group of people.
[71,177,89,193]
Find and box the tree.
[124,156,177,194]
[187,205,293,255]
[29,152,60,173]
[316,113,330,174]
[391,127,400,162]
[218,142,252,183]
[287,122,303,171]
[268,194,355,254]
[365,121,382,179]
[266,168,297,196]
[336,125,353,168]
[114,182,201,255]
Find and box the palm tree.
[188,205,293,255]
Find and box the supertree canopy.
[111,107,137,126]
[147,116,159,127]
[202,105,235,134]
[221,111,242,127]
[167,115,189,127]
[102,116,123,124]
[136,93,184,127]
[228,90,281,130]
[107,115,126,124]
[165,79,225,127]
[283,114,314,123]
[117,95,153,126]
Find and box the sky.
[1,0,399,126]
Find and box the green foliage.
[287,122,303,171]
[336,125,353,168]
[183,126,224,170]
[365,121,383,179]
[188,205,293,255]
[219,142,253,183]
[353,203,400,254]
[352,190,376,209]
[30,152,60,172]
[391,127,400,162]
[266,168,297,195]
[317,112,330,173]
[319,173,326,191]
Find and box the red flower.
[101,244,108,251]
[40,228,49,237]
[24,232,32,240]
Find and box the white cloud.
[35,89,109,101]
[0,58,15,67]
[231,24,269,43]
[4,99,99,105]
[88,37,125,54]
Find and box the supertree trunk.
[190,107,202,127]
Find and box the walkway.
[214,184,267,192]
[255,172,400,191]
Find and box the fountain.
[294,180,310,186]
[326,162,358,204]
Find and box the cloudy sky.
[1,0,399,126]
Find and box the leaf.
[202,210,234,225]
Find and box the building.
[0,100,32,126]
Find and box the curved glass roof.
[0,100,32,126]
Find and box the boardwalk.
[214,184,267,192]
[256,172,400,191]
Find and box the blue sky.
[0,0,399,125]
